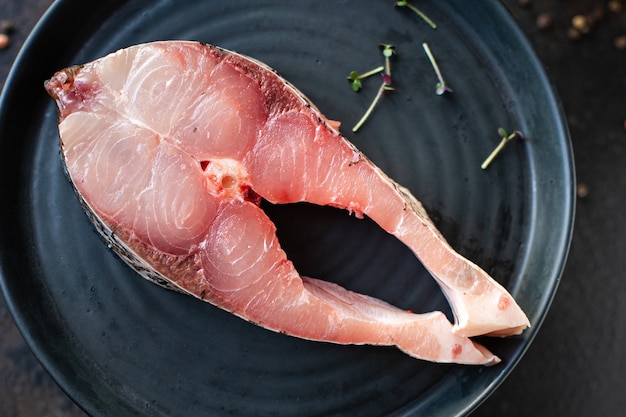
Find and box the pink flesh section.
[200,201,497,364]
[45,40,529,364]
[247,110,529,337]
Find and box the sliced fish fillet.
[45,41,530,365]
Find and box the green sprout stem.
[422,42,452,95]
[379,44,396,76]
[352,83,393,132]
[396,1,437,29]
[481,129,523,170]
[347,66,385,91]
[358,66,385,79]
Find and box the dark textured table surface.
[1,1,624,416]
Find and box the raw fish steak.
[45,41,529,365]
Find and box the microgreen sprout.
[351,45,397,133]
[481,128,525,170]
[347,66,385,92]
[352,74,395,132]
[378,43,396,76]
[395,0,437,29]
[422,42,452,95]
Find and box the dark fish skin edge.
[58,142,186,293]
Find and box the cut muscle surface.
[45,41,529,365]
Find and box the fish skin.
[44,41,527,365]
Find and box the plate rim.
[0,0,575,416]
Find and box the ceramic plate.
[0,1,574,415]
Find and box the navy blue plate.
[0,1,574,416]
